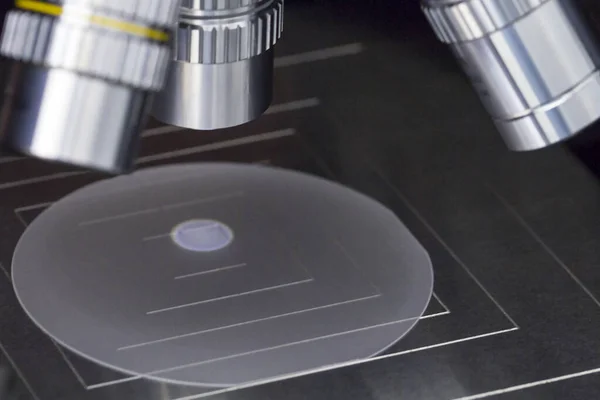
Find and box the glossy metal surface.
[153,50,274,130]
[0,64,150,174]
[0,0,180,173]
[422,0,600,151]
[12,163,433,388]
[152,0,283,130]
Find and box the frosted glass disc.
[12,163,433,387]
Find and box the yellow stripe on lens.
[15,0,169,42]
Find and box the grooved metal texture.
[174,0,284,64]
[181,0,263,11]
[421,0,548,43]
[59,0,182,27]
[0,11,170,90]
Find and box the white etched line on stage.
[86,376,139,390]
[487,183,600,310]
[175,329,519,400]
[15,202,54,232]
[129,300,448,353]
[0,262,9,280]
[174,263,248,280]
[52,342,89,390]
[142,315,428,374]
[120,294,383,351]
[453,366,600,400]
[79,208,159,227]
[0,156,23,164]
[0,171,88,191]
[142,98,320,138]
[11,213,95,391]
[371,165,520,329]
[141,125,183,137]
[136,129,297,164]
[15,202,54,213]
[432,291,451,313]
[264,98,321,114]
[0,130,295,190]
[13,211,27,231]
[420,310,450,319]
[0,341,41,400]
[150,316,509,379]
[275,43,365,68]
[146,278,314,315]
[381,327,519,359]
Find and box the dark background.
[2,0,600,399]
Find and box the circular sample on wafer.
[12,163,433,387]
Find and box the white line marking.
[144,315,428,374]
[453,366,600,399]
[141,125,183,137]
[0,341,41,400]
[136,129,296,164]
[84,191,244,234]
[275,43,365,68]
[79,208,159,227]
[120,294,382,351]
[0,156,23,164]
[173,328,519,400]
[432,291,451,313]
[383,327,519,359]
[11,214,94,390]
[420,310,451,319]
[335,240,381,294]
[146,278,314,315]
[174,263,248,280]
[0,262,9,280]
[13,212,28,232]
[14,202,54,213]
[86,375,139,390]
[487,183,600,310]
[141,233,171,242]
[263,98,321,115]
[0,130,294,191]
[371,165,519,329]
[52,343,89,390]
[162,191,244,211]
[0,171,88,191]
[141,98,320,138]
[149,321,516,379]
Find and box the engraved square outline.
[6,165,519,394]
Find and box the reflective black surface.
[1,0,600,399]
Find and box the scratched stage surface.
[1,0,600,399]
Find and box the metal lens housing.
[422,0,600,151]
[0,0,181,173]
[152,0,284,131]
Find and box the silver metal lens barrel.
[0,0,181,174]
[151,0,284,131]
[422,0,600,151]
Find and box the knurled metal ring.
[174,0,283,64]
[1,10,171,90]
[421,0,549,43]
[181,0,263,11]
